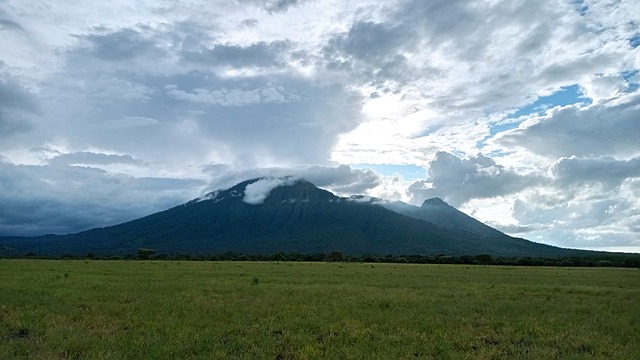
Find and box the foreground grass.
[0,260,638,359]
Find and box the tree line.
[6,249,639,268]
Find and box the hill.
[374,197,506,238]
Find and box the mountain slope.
[0,178,595,258]
[379,197,506,238]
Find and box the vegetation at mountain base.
[1,260,638,359]
[3,250,639,268]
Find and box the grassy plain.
[1,260,638,359]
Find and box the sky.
[1,0,639,253]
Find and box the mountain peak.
[421,197,450,208]
[201,177,336,205]
[242,177,302,204]
[265,178,337,203]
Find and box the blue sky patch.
[352,163,426,180]
[570,0,588,15]
[622,69,639,92]
[630,34,640,49]
[509,84,587,119]
[488,84,589,136]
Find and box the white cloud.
[550,155,640,186]
[204,164,381,196]
[409,151,543,207]
[580,73,629,103]
[102,116,160,129]
[243,176,300,204]
[165,85,294,106]
[495,90,640,158]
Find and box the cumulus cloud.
[495,91,640,158]
[550,156,640,186]
[322,20,415,89]
[409,151,542,207]
[48,152,146,167]
[508,188,640,251]
[23,24,365,167]
[243,176,299,204]
[581,73,630,103]
[204,164,381,196]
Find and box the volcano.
[0,177,592,258]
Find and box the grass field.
[1,260,638,359]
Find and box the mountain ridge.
[0,177,619,258]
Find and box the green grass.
[1,260,638,359]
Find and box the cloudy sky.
[1,0,639,252]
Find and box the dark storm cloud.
[0,69,37,140]
[0,160,206,236]
[409,151,542,206]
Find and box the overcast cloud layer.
[1,0,639,252]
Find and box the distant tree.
[324,251,344,262]
[559,260,574,267]
[624,257,640,268]
[136,248,155,260]
[306,253,326,262]
[517,257,535,266]
[475,254,493,266]
[459,255,475,264]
